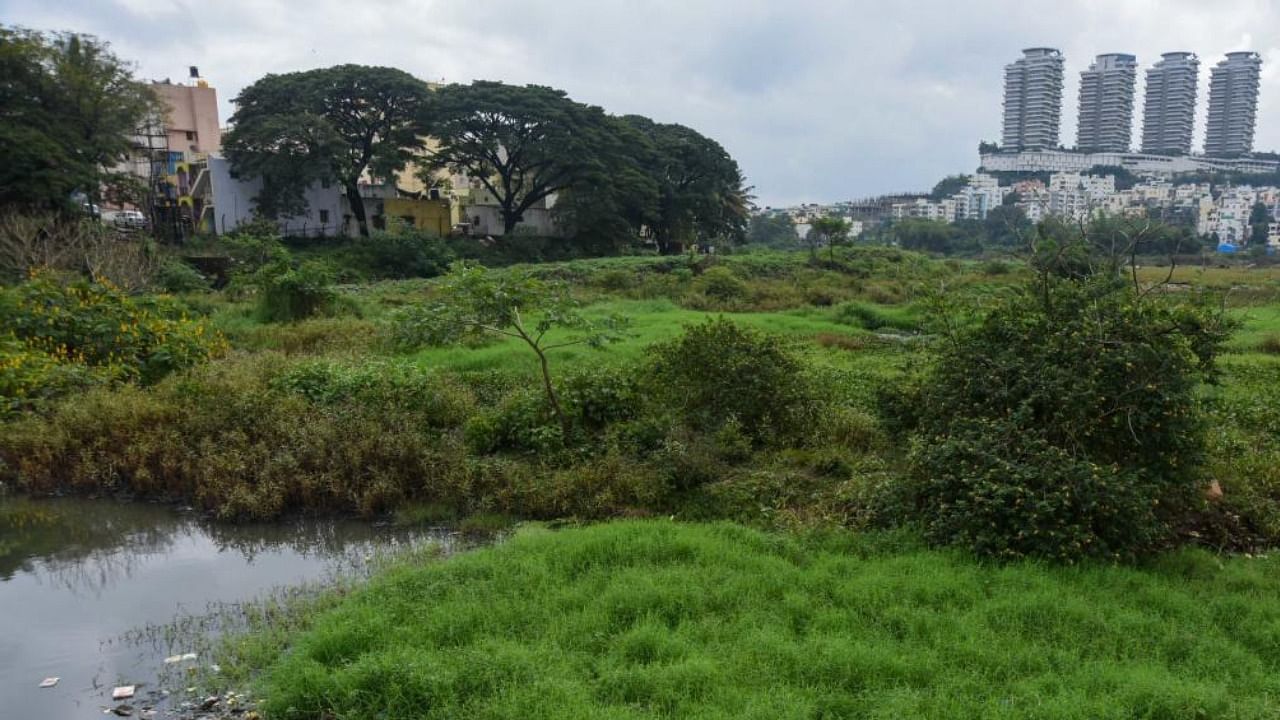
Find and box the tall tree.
[224,65,430,237]
[422,82,619,236]
[1249,201,1272,247]
[551,115,660,253]
[0,27,157,212]
[621,116,749,253]
[808,216,852,263]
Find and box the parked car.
[101,209,148,230]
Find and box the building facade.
[1077,53,1137,152]
[1002,48,1065,151]
[980,148,1279,176]
[1141,52,1199,155]
[1204,52,1262,157]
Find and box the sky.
[3,0,1279,207]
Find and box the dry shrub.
[0,213,155,290]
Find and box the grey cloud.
[2,0,1278,206]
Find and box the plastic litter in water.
[39,677,59,688]
[112,685,136,700]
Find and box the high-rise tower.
[1140,52,1199,155]
[1002,48,1065,151]
[1077,53,1137,152]
[1204,51,1262,157]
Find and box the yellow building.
[384,197,452,235]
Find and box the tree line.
[225,66,750,250]
[0,27,750,254]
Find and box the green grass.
[1226,304,1280,353]
[404,299,883,373]
[254,521,1280,720]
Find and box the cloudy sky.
[4,0,1279,206]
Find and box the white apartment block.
[1002,48,1065,151]
[1205,52,1262,157]
[1142,52,1199,155]
[1077,54,1137,152]
[981,149,1278,176]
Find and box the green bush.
[154,257,211,293]
[693,266,747,302]
[255,261,340,323]
[903,274,1231,561]
[0,355,474,519]
[0,336,105,418]
[220,226,291,275]
[833,301,920,331]
[351,230,454,280]
[912,418,1167,561]
[0,272,225,386]
[646,318,818,445]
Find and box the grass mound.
[258,521,1280,719]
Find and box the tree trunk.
[501,204,520,235]
[347,183,370,238]
[535,346,570,439]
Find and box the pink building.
[151,74,221,156]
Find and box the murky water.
[0,497,458,720]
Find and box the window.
[320,178,331,189]
[319,209,330,224]
[185,131,195,141]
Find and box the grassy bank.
[244,521,1280,719]
[4,247,1280,547]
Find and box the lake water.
[0,497,457,720]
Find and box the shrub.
[0,355,473,520]
[693,266,747,302]
[904,274,1232,561]
[221,227,290,276]
[154,257,210,293]
[833,301,920,332]
[0,272,224,386]
[981,259,1013,275]
[352,230,454,280]
[913,418,1167,561]
[255,261,340,323]
[646,318,818,445]
[0,336,105,417]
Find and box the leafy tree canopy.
[225,64,431,236]
[745,213,800,248]
[620,115,750,252]
[929,174,970,201]
[422,81,621,237]
[0,26,158,212]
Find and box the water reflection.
[0,496,456,720]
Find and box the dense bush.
[693,266,748,302]
[0,355,673,521]
[154,257,211,293]
[220,226,291,275]
[646,318,818,445]
[0,273,224,386]
[833,301,921,332]
[255,261,341,323]
[0,336,104,417]
[901,274,1231,561]
[350,230,455,279]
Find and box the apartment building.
[1141,52,1199,155]
[1077,54,1137,152]
[1204,52,1263,157]
[1002,48,1065,151]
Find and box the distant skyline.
[2,0,1278,206]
